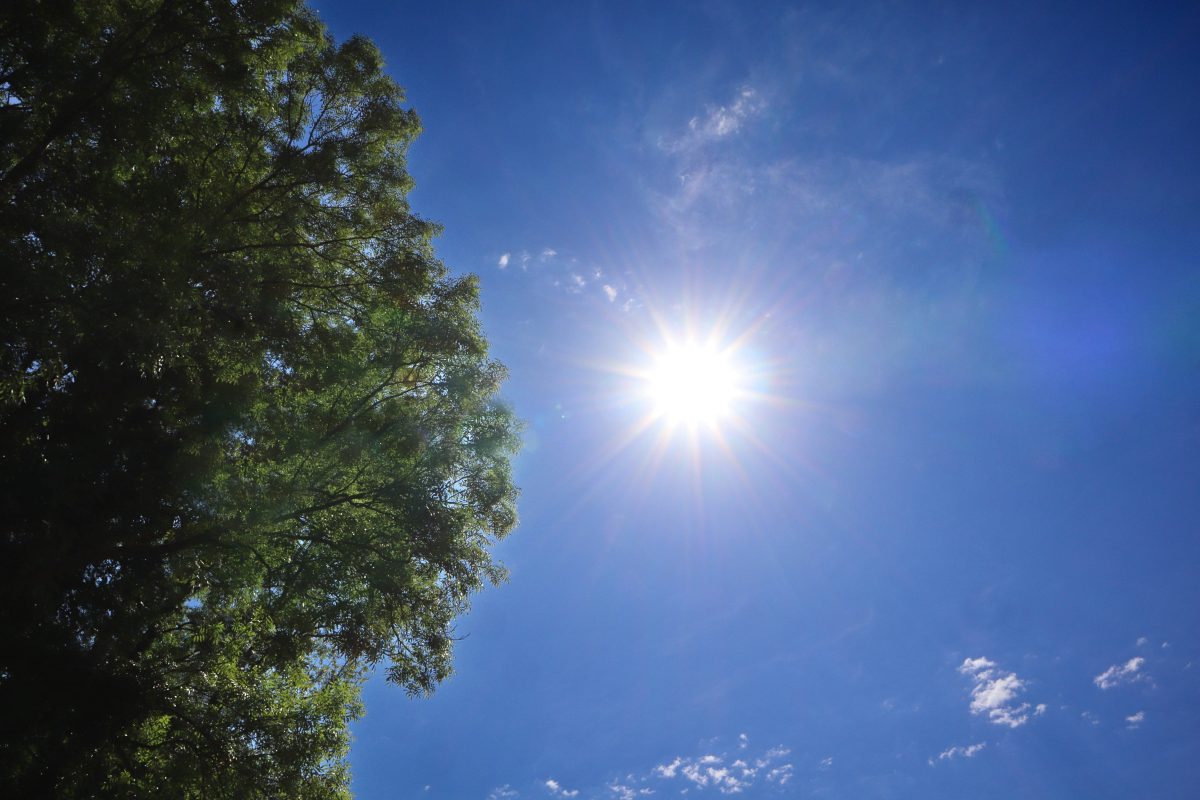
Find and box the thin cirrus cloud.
[644,89,1005,392]
[654,149,1002,271]
[649,79,1001,264]
[1094,657,1148,690]
[958,657,1045,729]
[659,86,765,154]
[930,742,986,766]
[543,778,579,798]
[646,82,1006,393]
[491,244,631,306]
[1126,711,1145,729]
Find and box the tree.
[0,2,519,796]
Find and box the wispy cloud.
[655,153,1001,259]
[642,109,1007,398]
[959,657,1040,728]
[930,742,986,765]
[650,739,792,795]
[681,758,750,794]
[643,77,1005,394]
[695,87,762,137]
[492,735,794,800]
[765,764,794,786]
[492,244,632,304]
[662,87,765,154]
[1126,710,1145,729]
[544,779,579,798]
[1094,657,1147,690]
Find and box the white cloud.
[969,672,1023,717]
[738,733,748,749]
[493,245,632,304]
[765,764,794,786]
[692,87,763,138]
[932,742,986,764]
[1136,636,1149,647]
[680,757,752,795]
[1094,657,1146,690]
[960,657,995,673]
[1126,711,1145,729]
[959,657,1039,728]
[665,87,765,154]
[545,779,579,798]
[1035,703,1047,715]
[820,757,833,769]
[652,740,790,796]
[1081,711,1100,726]
[681,761,707,786]
[499,736,792,800]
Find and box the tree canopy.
[0,2,519,796]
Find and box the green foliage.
[0,2,519,796]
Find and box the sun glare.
[646,342,743,426]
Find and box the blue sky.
[314,2,1200,798]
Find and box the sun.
[645,341,744,426]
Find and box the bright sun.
[646,342,743,426]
